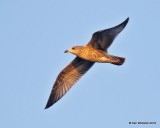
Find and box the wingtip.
[113,17,129,31]
[122,17,129,26]
[44,106,48,109]
[126,17,129,23]
[44,105,48,110]
[109,17,129,34]
[44,102,52,109]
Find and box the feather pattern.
[45,18,129,109]
[45,57,94,109]
[87,18,129,51]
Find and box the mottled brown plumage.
[45,18,129,109]
[65,46,125,65]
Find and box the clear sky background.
[0,0,160,128]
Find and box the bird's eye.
[72,47,75,50]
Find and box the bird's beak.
[64,50,68,53]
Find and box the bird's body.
[45,18,129,109]
[66,45,125,65]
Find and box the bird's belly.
[89,56,111,63]
[78,51,110,63]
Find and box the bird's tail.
[109,55,125,65]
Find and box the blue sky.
[0,0,160,128]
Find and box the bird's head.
[64,46,83,55]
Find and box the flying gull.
[45,18,129,109]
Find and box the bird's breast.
[78,49,110,63]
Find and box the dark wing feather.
[45,57,94,109]
[87,18,129,51]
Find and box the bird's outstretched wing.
[45,57,94,109]
[87,18,129,51]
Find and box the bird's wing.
[45,57,94,109]
[87,18,129,51]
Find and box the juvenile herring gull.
[45,18,129,109]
